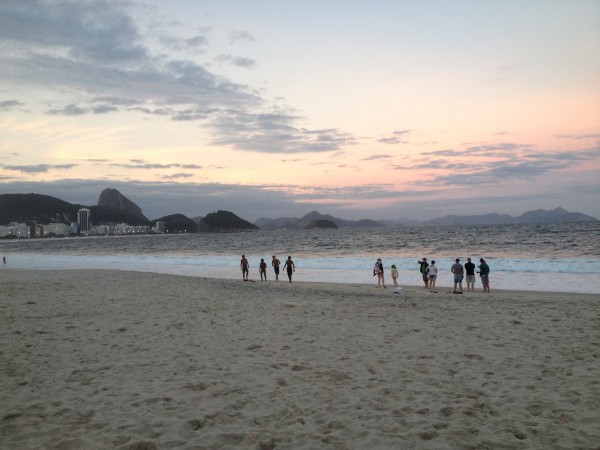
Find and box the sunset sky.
[1,0,599,221]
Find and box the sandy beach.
[1,269,599,449]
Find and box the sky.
[1,0,599,222]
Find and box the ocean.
[1,222,599,294]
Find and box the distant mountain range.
[0,190,597,233]
[255,207,597,229]
[422,207,597,225]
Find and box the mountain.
[0,193,80,224]
[255,211,385,230]
[0,192,150,227]
[98,188,148,222]
[427,213,515,226]
[90,205,150,226]
[425,207,597,225]
[197,210,259,233]
[514,207,595,223]
[304,219,338,229]
[154,214,197,233]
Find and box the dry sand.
[1,269,599,450]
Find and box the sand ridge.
[1,269,599,449]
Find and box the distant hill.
[0,193,79,224]
[514,207,595,223]
[255,211,385,230]
[426,207,597,225]
[304,219,338,229]
[197,210,259,233]
[0,192,150,227]
[98,188,148,222]
[154,214,197,233]
[90,205,150,226]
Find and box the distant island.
[0,188,597,239]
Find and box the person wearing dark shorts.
[418,258,429,288]
[259,258,267,281]
[240,255,249,281]
[272,255,281,281]
[284,256,295,282]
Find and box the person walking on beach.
[451,258,464,294]
[464,257,476,292]
[259,258,267,281]
[478,258,490,293]
[391,264,398,288]
[373,258,386,288]
[284,256,295,283]
[418,258,429,288]
[426,260,438,292]
[272,255,281,281]
[240,255,249,281]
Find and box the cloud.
[228,30,255,44]
[46,104,87,116]
[1,177,599,222]
[110,163,203,170]
[162,173,194,180]
[208,110,355,153]
[159,34,209,52]
[555,133,600,140]
[0,1,351,155]
[213,54,257,69]
[92,105,118,114]
[378,130,411,145]
[0,100,24,110]
[2,163,78,173]
[0,0,147,64]
[362,154,392,161]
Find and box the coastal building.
[0,222,31,238]
[78,208,91,234]
[43,222,76,237]
[154,221,165,233]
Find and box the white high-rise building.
[78,208,91,233]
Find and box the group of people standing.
[372,258,401,289]
[241,255,295,283]
[418,257,490,293]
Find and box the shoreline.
[1,269,599,449]
[2,266,600,298]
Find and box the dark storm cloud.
[2,163,78,173]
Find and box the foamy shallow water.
[3,253,599,295]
